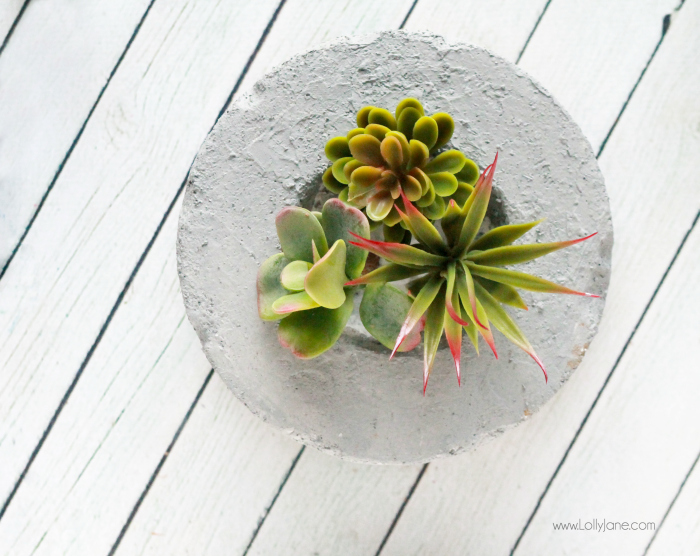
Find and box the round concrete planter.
[177,31,613,464]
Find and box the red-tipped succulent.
[348,153,599,393]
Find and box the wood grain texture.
[247,451,421,556]
[380,1,700,554]
[646,451,700,556]
[0,197,213,554]
[0,0,281,508]
[0,0,23,45]
[516,222,700,554]
[403,0,548,61]
[519,0,678,150]
[0,0,153,268]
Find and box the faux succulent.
[257,97,600,394]
[348,154,598,393]
[257,198,370,358]
[322,98,480,242]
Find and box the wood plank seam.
[374,463,429,556]
[0,0,29,57]
[0,0,290,523]
[0,0,159,281]
[644,445,700,555]
[399,0,420,29]
[0,151,188,522]
[375,4,688,553]
[107,369,214,556]
[596,0,686,157]
[511,208,700,555]
[515,0,553,63]
[241,447,306,556]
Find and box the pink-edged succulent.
[257,198,422,359]
[322,98,480,240]
[347,153,599,393]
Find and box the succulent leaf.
[272,291,321,314]
[455,159,480,185]
[322,167,345,194]
[280,260,312,291]
[395,98,424,120]
[365,123,392,141]
[445,261,470,326]
[348,232,447,268]
[356,106,375,128]
[257,253,292,321]
[424,150,467,174]
[304,239,348,309]
[366,190,395,221]
[431,112,455,150]
[331,156,353,185]
[469,219,544,251]
[444,285,464,385]
[423,285,447,394]
[427,172,458,196]
[474,276,528,310]
[347,127,365,140]
[368,107,397,130]
[408,139,429,169]
[383,223,408,244]
[276,206,328,263]
[386,131,410,161]
[397,107,422,140]
[277,293,355,359]
[396,192,447,254]
[420,195,446,220]
[467,233,597,266]
[343,159,364,183]
[413,116,439,149]
[345,262,426,286]
[349,134,384,167]
[325,136,351,161]
[360,283,423,352]
[392,274,443,358]
[466,262,598,297]
[321,198,370,280]
[402,174,423,201]
[351,165,383,188]
[475,282,547,381]
[454,153,497,256]
[456,264,498,357]
[381,135,404,170]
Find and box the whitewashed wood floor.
[0,0,698,554]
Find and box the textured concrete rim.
[177,31,613,464]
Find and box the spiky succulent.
[257,198,370,358]
[348,153,598,393]
[322,98,480,241]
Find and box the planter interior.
[177,31,613,464]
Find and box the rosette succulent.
[322,98,480,241]
[257,198,370,358]
[347,153,599,393]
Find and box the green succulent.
[347,153,599,393]
[257,198,370,358]
[322,98,480,240]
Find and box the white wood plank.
[248,451,421,556]
[0,0,153,268]
[0,197,215,554]
[518,0,678,150]
[515,221,700,554]
[381,1,700,554]
[646,454,700,556]
[115,373,302,556]
[404,0,548,61]
[0,0,281,506]
[0,1,417,554]
[0,0,23,45]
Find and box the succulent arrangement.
[257,98,598,393]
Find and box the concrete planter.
[177,31,613,464]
